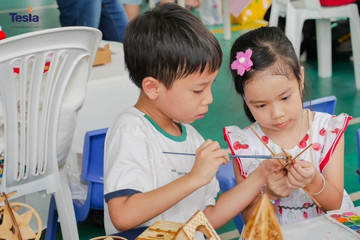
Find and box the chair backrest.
[357,129,360,182]
[0,26,101,197]
[216,161,244,232]
[81,128,108,209]
[303,95,337,115]
[304,0,322,9]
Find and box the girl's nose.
[271,104,285,119]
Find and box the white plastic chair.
[269,0,360,90]
[0,27,101,239]
[148,0,185,9]
[223,0,231,40]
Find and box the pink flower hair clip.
[231,48,253,76]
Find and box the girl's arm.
[287,135,345,211]
[107,140,229,231]
[203,158,282,228]
[305,135,344,211]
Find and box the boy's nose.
[202,90,213,105]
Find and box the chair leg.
[284,11,304,59]
[349,6,360,90]
[177,0,185,8]
[45,195,59,240]
[223,0,231,40]
[148,0,155,8]
[233,214,244,234]
[316,19,332,78]
[269,4,281,26]
[55,171,79,240]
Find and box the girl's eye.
[282,95,290,101]
[193,90,203,94]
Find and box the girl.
[224,26,354,226]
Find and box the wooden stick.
[249,125,276,156]
[302,187,322,209]
[293,143,313,160]
[2,192,23,240]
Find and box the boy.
[104,3,280,237]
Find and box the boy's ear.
[142,77,161,100]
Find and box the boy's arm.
[203,158,281,228]
[108,139,229,231]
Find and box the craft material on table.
[136,210,220,240]
[325,210,360,238]
[282,206,360,240]
[91,237,127,240]
[0,191,42,240]
[241,194,283,240]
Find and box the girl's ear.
[299,66,305,91]
[142,77,161,100]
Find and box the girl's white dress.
[223,110,354,225]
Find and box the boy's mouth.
[196,113,206,119]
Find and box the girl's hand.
[286,159,316,189]
[188,139,229,186]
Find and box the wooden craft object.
[249,126,322,208]
[136,220,184,239]
[91,236,127,240]
[241,194,283,240]
[0,191,42,240]
[93,44,112,66]
[136,210,220,240]
[176,210,220,240]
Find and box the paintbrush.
[162,152,287,159]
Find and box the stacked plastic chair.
[269,0,360,89]
[0,27,101,240]
[46,128,108,239]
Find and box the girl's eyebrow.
[247,87,292,104]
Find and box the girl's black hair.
[230,26,303,122]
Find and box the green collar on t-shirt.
[144,115,187,142]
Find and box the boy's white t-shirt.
[104,107,219,236]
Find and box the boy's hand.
[259,158,283,176]
[188,139,229,186]
[286,159,316,189]
[265,171,292,198]
[257,159,292,198]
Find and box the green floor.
[2,1,360,239]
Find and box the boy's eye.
[193,90,203,94]
[255,104,265,109]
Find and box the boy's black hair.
[124,3,222,89]
[230,26,303,122]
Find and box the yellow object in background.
[231,0,271,24]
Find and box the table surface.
[282,207,360,239]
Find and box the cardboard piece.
[241,194,283,240]
[93,44,112,66]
